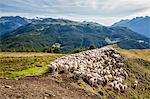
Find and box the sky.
[0,0,150,26]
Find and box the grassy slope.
[0,52,64,78]
[0,48,150,98]
[113,45,150,61]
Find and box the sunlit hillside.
[113,45,150,61]
[0,52,64,78]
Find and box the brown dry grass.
[113,46,150,61]
[0,52,64,57]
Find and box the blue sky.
[0,0,150,25]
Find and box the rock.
[45,92,55,97]
[4,85,12,88]
[44,96,47,99]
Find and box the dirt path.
[0,75,99,99]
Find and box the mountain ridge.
[112,16,150,37]
[0,16,31,36]
[1,21,150,52]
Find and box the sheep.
[124,84,128,91]
[112,80,118,86]
[116,77,123,83]
[101,69,107,75]
[107,74,113,79]
[89,77,98,87]
[58,64,69,73]
[122,71,128,78]
[111,70,115,76]
[97,77,104,83]
[133,84,137,89]
[73,70,82,80]
[114,84,120,92]
[105,66,110,70]
[69,65,77,72]
[109,82,114,88]
[97,69,102,74]
[118,83,124,92]
[48,63,57,74]
[80,72,87,80]
[106,70,111,75]
[135,80,138,84]
[118,63,124,67]
[109,65,113,69]
[133,80,138,89]
[112,54,121,59]
[103,75,109,84]
[85,73,92,81]
[119,84,128,92]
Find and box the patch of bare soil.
[0,74,99,99]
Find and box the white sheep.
[133,80,138,89]
[124,84,128,91]
[89,77,98,87]
[114,84,120,92]
[73,70,82,80]
[113,80,118,86]
[105,66,109,70]
[48,63,57,74]
[116,77,123,83]
[106,70,111,75]
[58,64,69,73]
[109,82,114,88]
[107,74,113,79]
[85,73,92,81]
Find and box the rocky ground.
[0,74,99,99]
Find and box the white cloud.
[0,0,150,25]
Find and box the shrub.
[72,47,86,53]
[89,44,96,50]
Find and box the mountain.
[0,16,31,36]
[31,17,78,24]
[80,21,102,26]
[1,19,150,52]
[112,16,150,37]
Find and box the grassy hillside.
[0,52,64,78]
[0,48,150,98]
[113,45,150,61]
[1,22,150,52]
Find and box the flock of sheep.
[48,47,129,92]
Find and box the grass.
[112,45,150,61]
[0,52,64,79]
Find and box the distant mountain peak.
[0,16,31,35]
[81,21,102,26]
[112,16,150,38]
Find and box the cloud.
[0,0,150,25]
